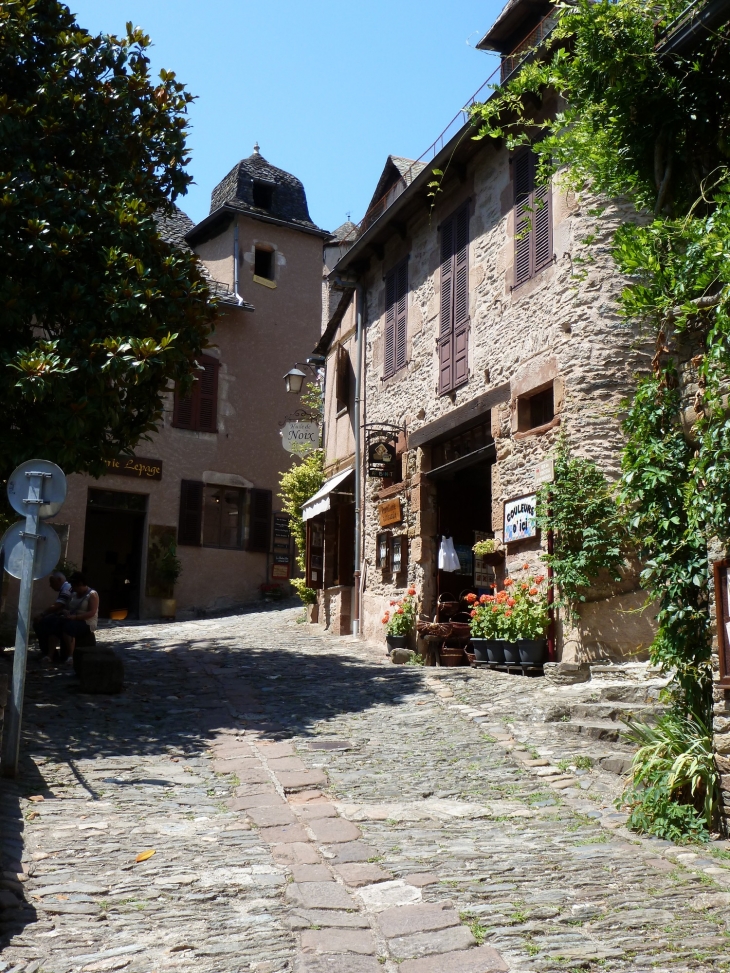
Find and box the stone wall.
[356,135,654,655]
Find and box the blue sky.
[69,1,504,233]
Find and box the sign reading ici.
[281,421,319,454]
[503,493,538,543]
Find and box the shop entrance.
[82,489,147,618]
[435,460,494,600]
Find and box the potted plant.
[467,591,505,662]
[472,537,505,565]
[155,540,182,619]
[382,587,417,653]
[510,570,549,663]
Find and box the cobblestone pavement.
[2,606,730,973]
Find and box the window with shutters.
[438,203,470,395]
[173,354,219,433]
[513,147,553,288]
[177,481,272,552]
[383,258,408,380]
[335,343,351,413]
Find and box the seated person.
[33,572,72,663]
[59,572,99,663]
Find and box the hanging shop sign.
[368,439,397,478]
[504,493,538,543]
[534,457,555,486]
[379,497,402,527]
[103,455,162,480]
[281,421,319,454]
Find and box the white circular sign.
[7,459,67,519]
[1,521,62,580]
[281,421,319,454]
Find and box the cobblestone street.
[2,606,730,973]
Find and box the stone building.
[308,0,657,659]
[22,146,327,619]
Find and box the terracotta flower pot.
[160,598,176,620]
[439,645,466,667]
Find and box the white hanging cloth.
[438,535,461,572]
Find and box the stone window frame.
[252,241,277,289]
[509,358,563,440]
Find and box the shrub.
[382,588,417,637]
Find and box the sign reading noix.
[281,421,319,454]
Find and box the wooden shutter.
[513,148,552,286]
[452,205,470,388]
[197,355,219,432]
[247,488,272,553]
[533,181,552,272]
[514,148,534,287]
[336,344,349,410]
[178,480,203,546]
[383,267,397,378]
[438,215,455,395]
[395,259,408,372]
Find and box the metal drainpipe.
[352,283,364,636]
[233,221,244,306]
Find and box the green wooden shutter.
[178,480,203,546]
[247,488,272,553]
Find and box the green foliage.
[383,593,417,637]
[0,1,216,478]
[621,710,717,841]
[537,435,625,622]
[278,446,324,602]
[153,541,182,588]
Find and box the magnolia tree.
[0,1,216,479]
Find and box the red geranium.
[465,592,477,604]
[504,578,514,587]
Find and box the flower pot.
[517,638,547,664]
[386,635,409,654]
[160,598,176,620]
[439,645,466,667]
[503,641,520,664]
[470,638,506,663]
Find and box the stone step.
[553,719,626,742]
[567,700,665,723]
[590,683,667,705]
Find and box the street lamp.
[283,356,326,395]
[284,367,307,395]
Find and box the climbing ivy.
[536,435,625,623]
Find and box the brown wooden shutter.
[173,388,195,429]
[438,216,455,395]
[247,488,272,553]
[178,480,203,546]
[452,204,470,388]
[395,259,408,372]
[336,344,349,410]
[383,267,397,378]
[197,354,219,432]
[514,148,534,287]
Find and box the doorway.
[82,489,147,618]
[434,460,494,599]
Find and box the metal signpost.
[1,460,66,778]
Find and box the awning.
[302,468,354,521]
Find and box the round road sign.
[0,521,62,580]
[7,459,67,519]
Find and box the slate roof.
[154,204,195,251]
[209,144,321,232]
[330,220,359,245]
[365,156,427,215]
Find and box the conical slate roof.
[210,144,319,231]
[154,204,195,251]
[330,220,358,244]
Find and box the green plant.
[154,540,182,588]
[0,1,216,479]
[468,573,548,640]
[620,710,719,840]
[382,588,417,637]
[472,538,497,557]
[291,580,317,605]
[278,438,324,601]
[536,434,625,622]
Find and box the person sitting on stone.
[59,572,99,664]
[33,571,72,665]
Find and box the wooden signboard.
[714,559,730,687]
[104,455,162,481]
[379,498,402,527]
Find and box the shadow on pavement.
[0,605,419,942]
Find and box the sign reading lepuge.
[503,493,538,543]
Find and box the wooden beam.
[407,383,510,449]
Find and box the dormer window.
[252,181,273,210]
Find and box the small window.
[254,247,274,280]
[516,384,555,432]
[335,344,350,412]
[376,532,391,570]
[252,181,273,210]
[202,486,248,549]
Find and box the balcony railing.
[500,12,559,83]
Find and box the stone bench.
[73,644,124,694]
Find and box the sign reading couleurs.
[503,493,537,542]
[104,456,162,480]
